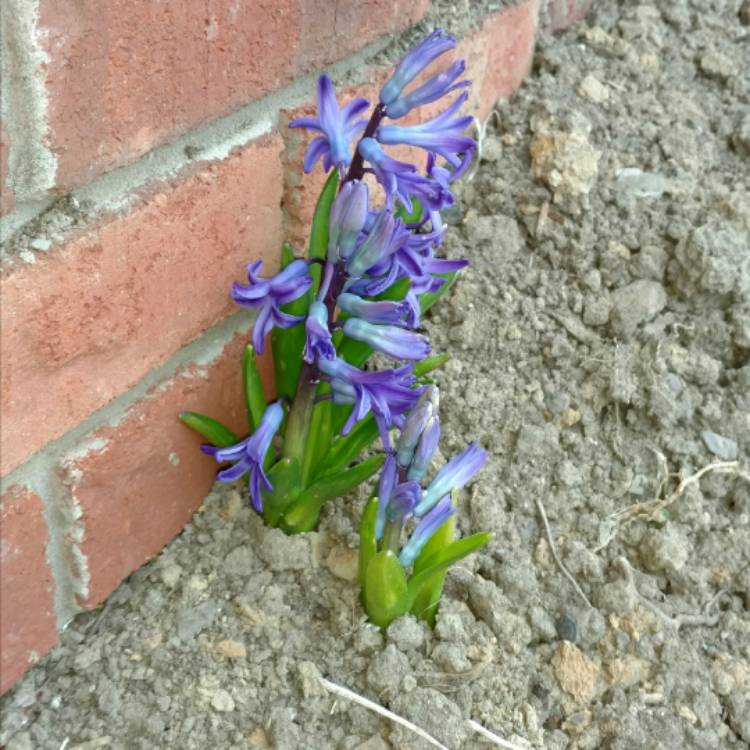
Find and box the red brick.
[0,486,58,694]
[461,0,539,122]
[0,120,14,215]
[57,330,274,607]
[0,134,284,477]
[37,0,429,191]
[546,0,593,32]
[282,1,539,242]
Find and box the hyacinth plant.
[181,29,491,628]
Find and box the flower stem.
[343,103,386,184]
[382,519,403,554]
[282,373,316,461]
[282,259,347,463]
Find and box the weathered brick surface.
[464,0,539,121]
[0,486,58,694]
[1,135,283,477]
[36,0,429,191]
[57,330,274,608]
[283,0,539,245]
[0,120,14,215]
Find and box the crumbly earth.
[3,2,749,748]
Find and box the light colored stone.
[610,280,667,337]
[160,563,183,589]
[701,431,738,461]
[215,639,246,659]
[530,114,601,212]
[552,642,600,703]
[578,74,609,103]
[607,656,650,688]
[209,688,235,712]
[325,545,359,581]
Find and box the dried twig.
[320,676,528,750]
[615,458,746,523]
[596,456,749,551]
[467,719,528,750]
[616,556,727,631]
[320,675,449,750]
[535,492,593,609]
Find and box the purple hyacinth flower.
[318,356,422,442]
[343,318,431,361]
[380,29,457,106]
[387,480,421,522]
[328,180,369,262]
[232,259,312,354]
[201,401,284,512]
[415,442,488,516]
[346,208,407,278]
[337,292,408,325]
[396,385,438,467]
[358,138,452,211]
[386,60,470,120]
[377,92,475,172]
[304,301,334,363]
[376,452,398,539]
[289,75,369,173]
[407,416,441,483]
[399,495,456,567]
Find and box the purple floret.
[289,75,369,173]
[202,401,284,512]
[231,259,311,354]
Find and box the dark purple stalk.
[343,103,386,184]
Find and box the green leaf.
[272,243,310,401]
[364,551,408,630]
[409,506,456,625]
[314,414,379,479]
[179,412,238,448]
[405,532,492,610]
[413,352,450,378]
[336,336,374,370]
[280,453,385,533]
[261,457,302,528]
[300,395,333,487]
[242,345,267,432]
[308,170,340,295]
[358,498,379,593]
[394,197,424,225]
[373,277,411,302]
[419,272,458,314]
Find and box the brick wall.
[0,0,590,694]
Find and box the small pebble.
[210,689,235,713]
[701,431,738,461]
[556,614,577,642]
